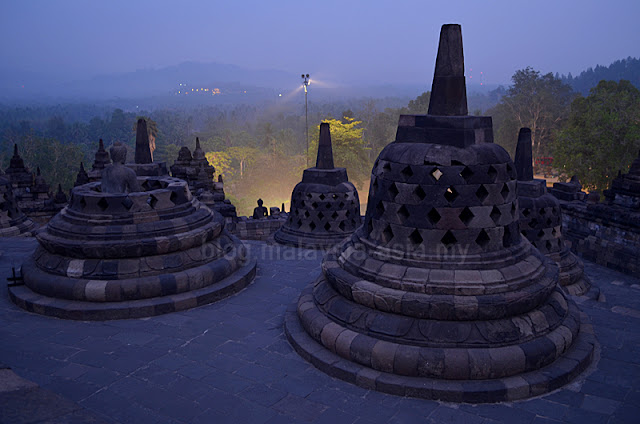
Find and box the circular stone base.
[274,226,351,250]
[284,295,596,403]
[9,258,256,320]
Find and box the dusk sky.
[2,0,639,87]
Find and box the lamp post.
[302,73,310,167]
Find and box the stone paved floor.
[0,237,639,424]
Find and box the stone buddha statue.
[252,198,268,219]
[101,142,141,194]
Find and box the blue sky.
[2,0,639,86]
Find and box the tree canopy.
[553,80,640,192]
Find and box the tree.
[488,67,575,158]
[308,117,370,188]
[16,135,85,190]
[553,80,640,192]
[205,151,232,180]
[406,91,431,114]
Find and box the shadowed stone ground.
[1,237,639,423]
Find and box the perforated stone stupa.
[274,123,361,249]
[285,24,594,402]
[514,128,591,296]
[9,142,256,320]
[0,173,36,237]
[171,138,237,220]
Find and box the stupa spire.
[514,128,534,181]
[427,24,468,116]
[315,123,334,169]
[135,118,152,164]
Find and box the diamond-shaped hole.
[345,210,351,217]
[501,183,510,200]
[319,194,326,200]
[490,206,502,225]
[382,225,394,244]
[324,222,331,231]
[317,211,325,220]
[459,207,474,226]
[414,185,426,201]
[530,218,539,228]
[121,197,133,210]
[475,229,490,248]
[522,208,531,217]
[545,240,552,250]
[511,202,517,217]
[431,168,443,181]
[506,163,514,177]
[339,201,345,208]
[331,211,339,219]
[80,197,87,209]
[147,195,158,208]
[539,208,546,215]
[296,219,302,227]
[333,194,338,199]
[537,229,545,238]
[551,228,557,236]
[309,221,317,231]
[397,205,410,222]
[311,201,318,209]
[339,221,346,231]
[97,197,109,211]
[304,210,310,218]
[546,218,553,226]
[444,186,458,203]
[427,208,441,225]
[388,182,399,199]
[476,185,489,202]
[409,229,423,246]
[306,193,312,199]
[441,230,457,247]
[460,166,474,182]
[401,166,414,179]
[383,162,391,172]
[326,203,331,209]
[488,165,498,182]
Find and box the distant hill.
[558,57,640,95]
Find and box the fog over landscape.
[1,0,639,103]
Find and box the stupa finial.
[427,24,468,116]
[315,123,335,169]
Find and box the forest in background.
[1,58,639,216]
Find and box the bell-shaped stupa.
[9,142,256,320]
[285,24,594,402]
[514,128,591,296]
[0,174,36,237]
[274,123,361,248]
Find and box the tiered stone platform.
[0,175,36,237]
[285,24,594,402]
[9,175,256,320]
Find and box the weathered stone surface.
[286,24,592,402]
[10,174,256,320]
[0,175,36,237]
[275,123,361,249]
[514,128,591,296]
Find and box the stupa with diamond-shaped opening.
[285,24,594,402]
[514,128,591,296]
[274,123,361,249]
[9,140,256,320]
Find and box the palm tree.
[132,117,159,160]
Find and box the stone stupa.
[274,123,361,249]
[87,139,111,182]
[514,128,591,296]
[0,173,36,237]
[285,24,595,402]
[9,141,256,320]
